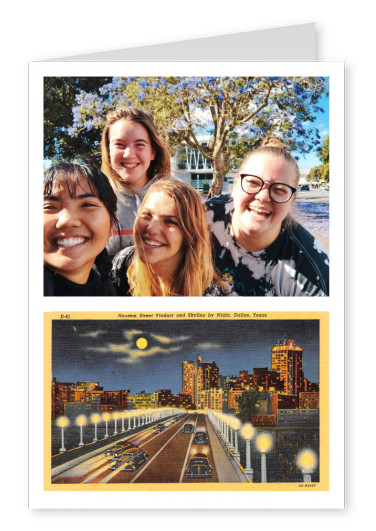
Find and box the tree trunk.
[207,151,230,199]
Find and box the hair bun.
[262,137,290,151]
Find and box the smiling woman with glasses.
[206,137,329,296]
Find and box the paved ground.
[296,189,329,203]
[206,417,247,482]
[293,190,329,251]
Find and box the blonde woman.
[101,106,171,257]
[206,137,329,296]
[111,180,225,296]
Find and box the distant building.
[171,137,235,194]
[182,355,219,410]
[250,414,276,428]
[198,389,223,410]
[271,337,305,395]
[299,391,319,410]
[270,393,299,415]
[101,390,129,411]
[154,389,194,409]
[64,401,100,421]
[277,409,319,427]
[130,391,156,409]
[252,367,285,392]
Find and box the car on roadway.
[182,423,195,433]
[185,453,213,479]
[104,441,136,458]
[320,184,329,191]
[153,423,167,433]
[300,184,310,191]
[193,431,208,444]
[109,448,149,471]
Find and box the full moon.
[136,337,148,350]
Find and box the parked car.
[320,184,329,191]
[193,431,208,444]
[109,448,148,471]
[300,184,310,191]
[182,423,195,433]
[185,453,213,478]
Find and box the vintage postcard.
[28,61,344,509]
[43,311,329,503]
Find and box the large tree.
[44,77,111,160]
[47,76,328,197]
[236,388,261,423]
[307,135,329,183]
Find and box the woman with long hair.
[43,158,118,296]
[111,180,225,296]
[101,106,171,257]
[206,137,329,296]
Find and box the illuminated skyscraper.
[271,337,304,395]
[182,355,219,409]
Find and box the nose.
[254,182,271,201]
[145,217,161,235]
[55,208,81,229]
[122,146,134,158]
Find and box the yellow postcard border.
[44,311,329,492]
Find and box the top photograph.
[43,75,330,297]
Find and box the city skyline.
[52,319,320,395]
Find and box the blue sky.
[52,319,320,395]
[294,92,329,169]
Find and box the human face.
[135,191,185,279]
[43,175,112,284]
[109,119,156,189]
[232,154,297,251]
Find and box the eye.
[81,201,99,207]
[273,186,289,195]
[43,202,57,211]
[244,177,261,187]
[165,219,178,226]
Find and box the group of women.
[43,107,329,297]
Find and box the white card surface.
[29,25,344,511]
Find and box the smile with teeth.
[54,237,88,248]
[122,162,139,168]
[143,239,165,247]
[248,205,271,217]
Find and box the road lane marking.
[130,425,183,483]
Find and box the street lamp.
[102,412,111,438]
[120,411,127,432]
[229,417,241,459]
[56,416,69,452]
[297,449,318,482]
[76,415,87,447]
[256,432,273,483]
[90,413,101,442]
[112,411,119,435]
[240,423,256,478]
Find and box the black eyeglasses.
[240,174,296,203]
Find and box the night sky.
[51,319,320,394]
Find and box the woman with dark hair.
[111,180,225,296]
[206,137,329,296]
[43,158,118,296]
[101,106,171,257]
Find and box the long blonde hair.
[100,107,171,192]
[127,180,220,296]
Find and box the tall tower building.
[182,361,195,402]
[271,337,304,395]
[182,355,219,409]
